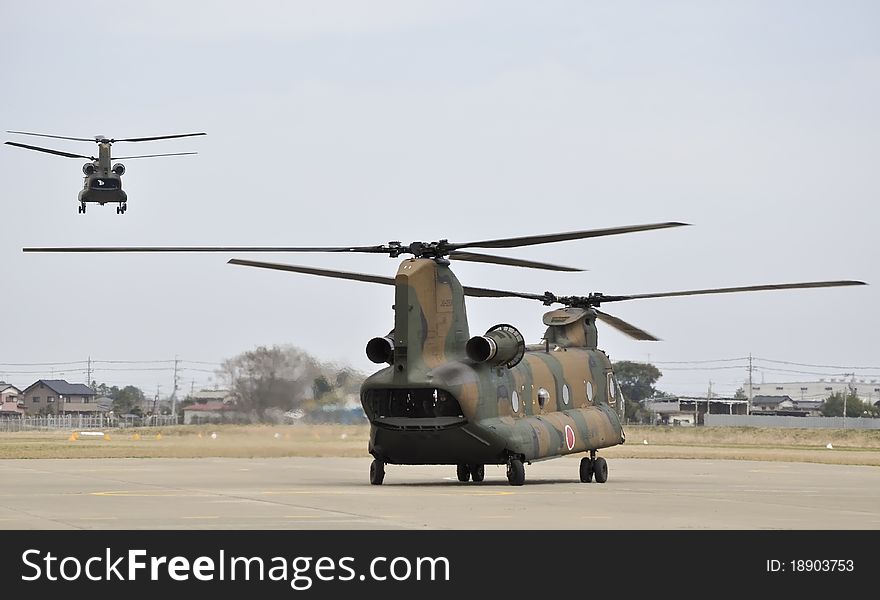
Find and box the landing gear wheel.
[122,203,127,213]
[456,464,471,482]
[506,458,525,486]
[116,206,121,214]
[579,457,594,483]
[79,204,85,214]
[370,459,385,485]
[469,464,485,482]
[593,456,608,483]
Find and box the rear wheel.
[506,458,525,486]
[456,464,470,482]
[579,457,593,483]
[593,457,609,483]
[370,459,385,485]
[469,464,485,482]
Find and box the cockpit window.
[364,388,463,418]
[90,178,120,189]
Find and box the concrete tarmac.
[1,457,878,529]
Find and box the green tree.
[821,391,873,418]
[613,361,662,402]
[613,361,663,424]
[112,386,146,415]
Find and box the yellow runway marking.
[91,490,214,497]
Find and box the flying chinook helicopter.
[5,130,205,214]
[24,222,866,485]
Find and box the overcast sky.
[1,1,877,398]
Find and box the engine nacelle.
[466,324,525,368]
[82,163,96,176]
[112,163,125,176]
[366,336,395,364]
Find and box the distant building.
[1,383,25,418]
[750,395,824,417]
[0,383,22,404]
[746,379,880,405]
[190,389,235,403]
[20,380,97,415]
[0,383,24,416]
[642,396,748,425]
[183,400,247,424]
[95,396,114,413]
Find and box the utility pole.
[747,354,753,416]
[703,381,713,425]
[841,372,855,428]
[171,356,180,421]
[87,356,92,388]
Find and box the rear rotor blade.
[113,133,207,142]
[112,152,199,160]
[228,259,395,286]
[597,280,867,303]
[23,245,388,253]
[595,310,660,341]
[5,141,94,160]
[453,222,689,250]
[229,259,554,301]
[7,130,95,142]
[449,251,582,272]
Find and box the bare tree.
[219,345,320,420]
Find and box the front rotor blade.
[595,310,660,341]
[23,245,387,253]
[113,132,207,142]
[228,259,395,286]
[5,141,94,160]
[461,286,548,301]
[7,130,95,142]
[112,152,198,160]
[449,251,583,272]
[453,222,689,250]
[599,280,867,303]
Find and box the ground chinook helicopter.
[24,222,865,485]
[5,130,205,214]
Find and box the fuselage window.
[511,390,519,413]
[537,387,550,409]
[562,384,570,405]
[607,374,617,406]
[586,380,593,403]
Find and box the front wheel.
[370,459,385,485]
[469,464,485,482]
[593,457,608,483]
[456,464,470,482]
[506,458,525,486]
[579,457,593,483]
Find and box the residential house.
[20,380,97,415]
[1,383,25,417]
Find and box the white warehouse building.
[746,378,880,405]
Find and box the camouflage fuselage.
[360,258,625,465]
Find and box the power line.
[754,357,880,370]
[650,357,749,365]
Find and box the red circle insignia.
[564,424,575,451]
